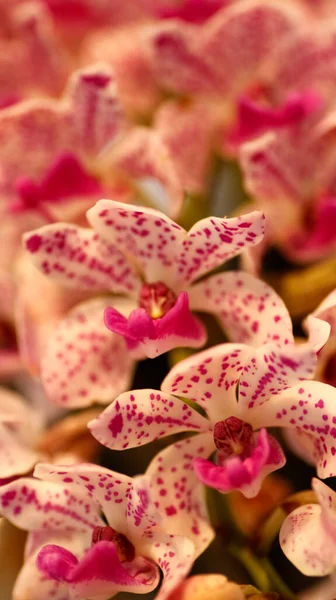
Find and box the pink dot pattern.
[146,433,215,553]
[89,390,210,450]
[24,224,140,295]
[68,67,126,158]
[0,64,125,196]
[162,343,254,422]
[87,199,264,287]
[239,342,316,410]
[200,3,299,93]
[41,299,134,408]
[0,458,214,600]
[189,271,294,346]
[150,23,220,96]
[87,200,186,287]
[0,477,102,534]
[250,381,336,478]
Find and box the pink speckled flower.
[280,478,336,577]
[0,63,126,225]
[0,60,186,225]
[0,452,214,600]
[23,199,264,406]
[0,387,42,485]
[89,286,333,497]
[148,1,302,100]
[239,106,336,266]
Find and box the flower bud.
[167,574,244,600]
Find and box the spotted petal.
[201,1,301,94]
[24,223,140,295]
[66,63,126,158]
[153,99,216,194]
[249,381,336,478]
[162,343,250,422]
[146,433,215,553]
[149,534,196,600]
[189,271,294,346]
[280,479,336,576]
[88,200,264,287]
[34,463,179,552]
[239,131,304,206]
[178,212,264,284]
[87,199,186,288]
[149,21,219,95]
[41,298,134,408]
[0,477,102,533]
[34,463,132,534]
[89,389,210,450]
[238,342,316,411]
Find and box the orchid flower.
[89,282,332,497]
[0,63,127,225]
[0,60,187,230]
[148,1,303,99]
[141,0,323,191]
[280,478,336,577]
[23,199,264,406]
[239,105,336,266]
[0,452,214,600]
[0,387,42,485]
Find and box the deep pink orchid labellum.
[226,90,322,152]
[23,199,264,406]
[89,283,333,497]
[0,452,214,600]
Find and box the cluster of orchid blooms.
[3,0,336,599]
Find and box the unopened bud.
[167,574,244,600]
